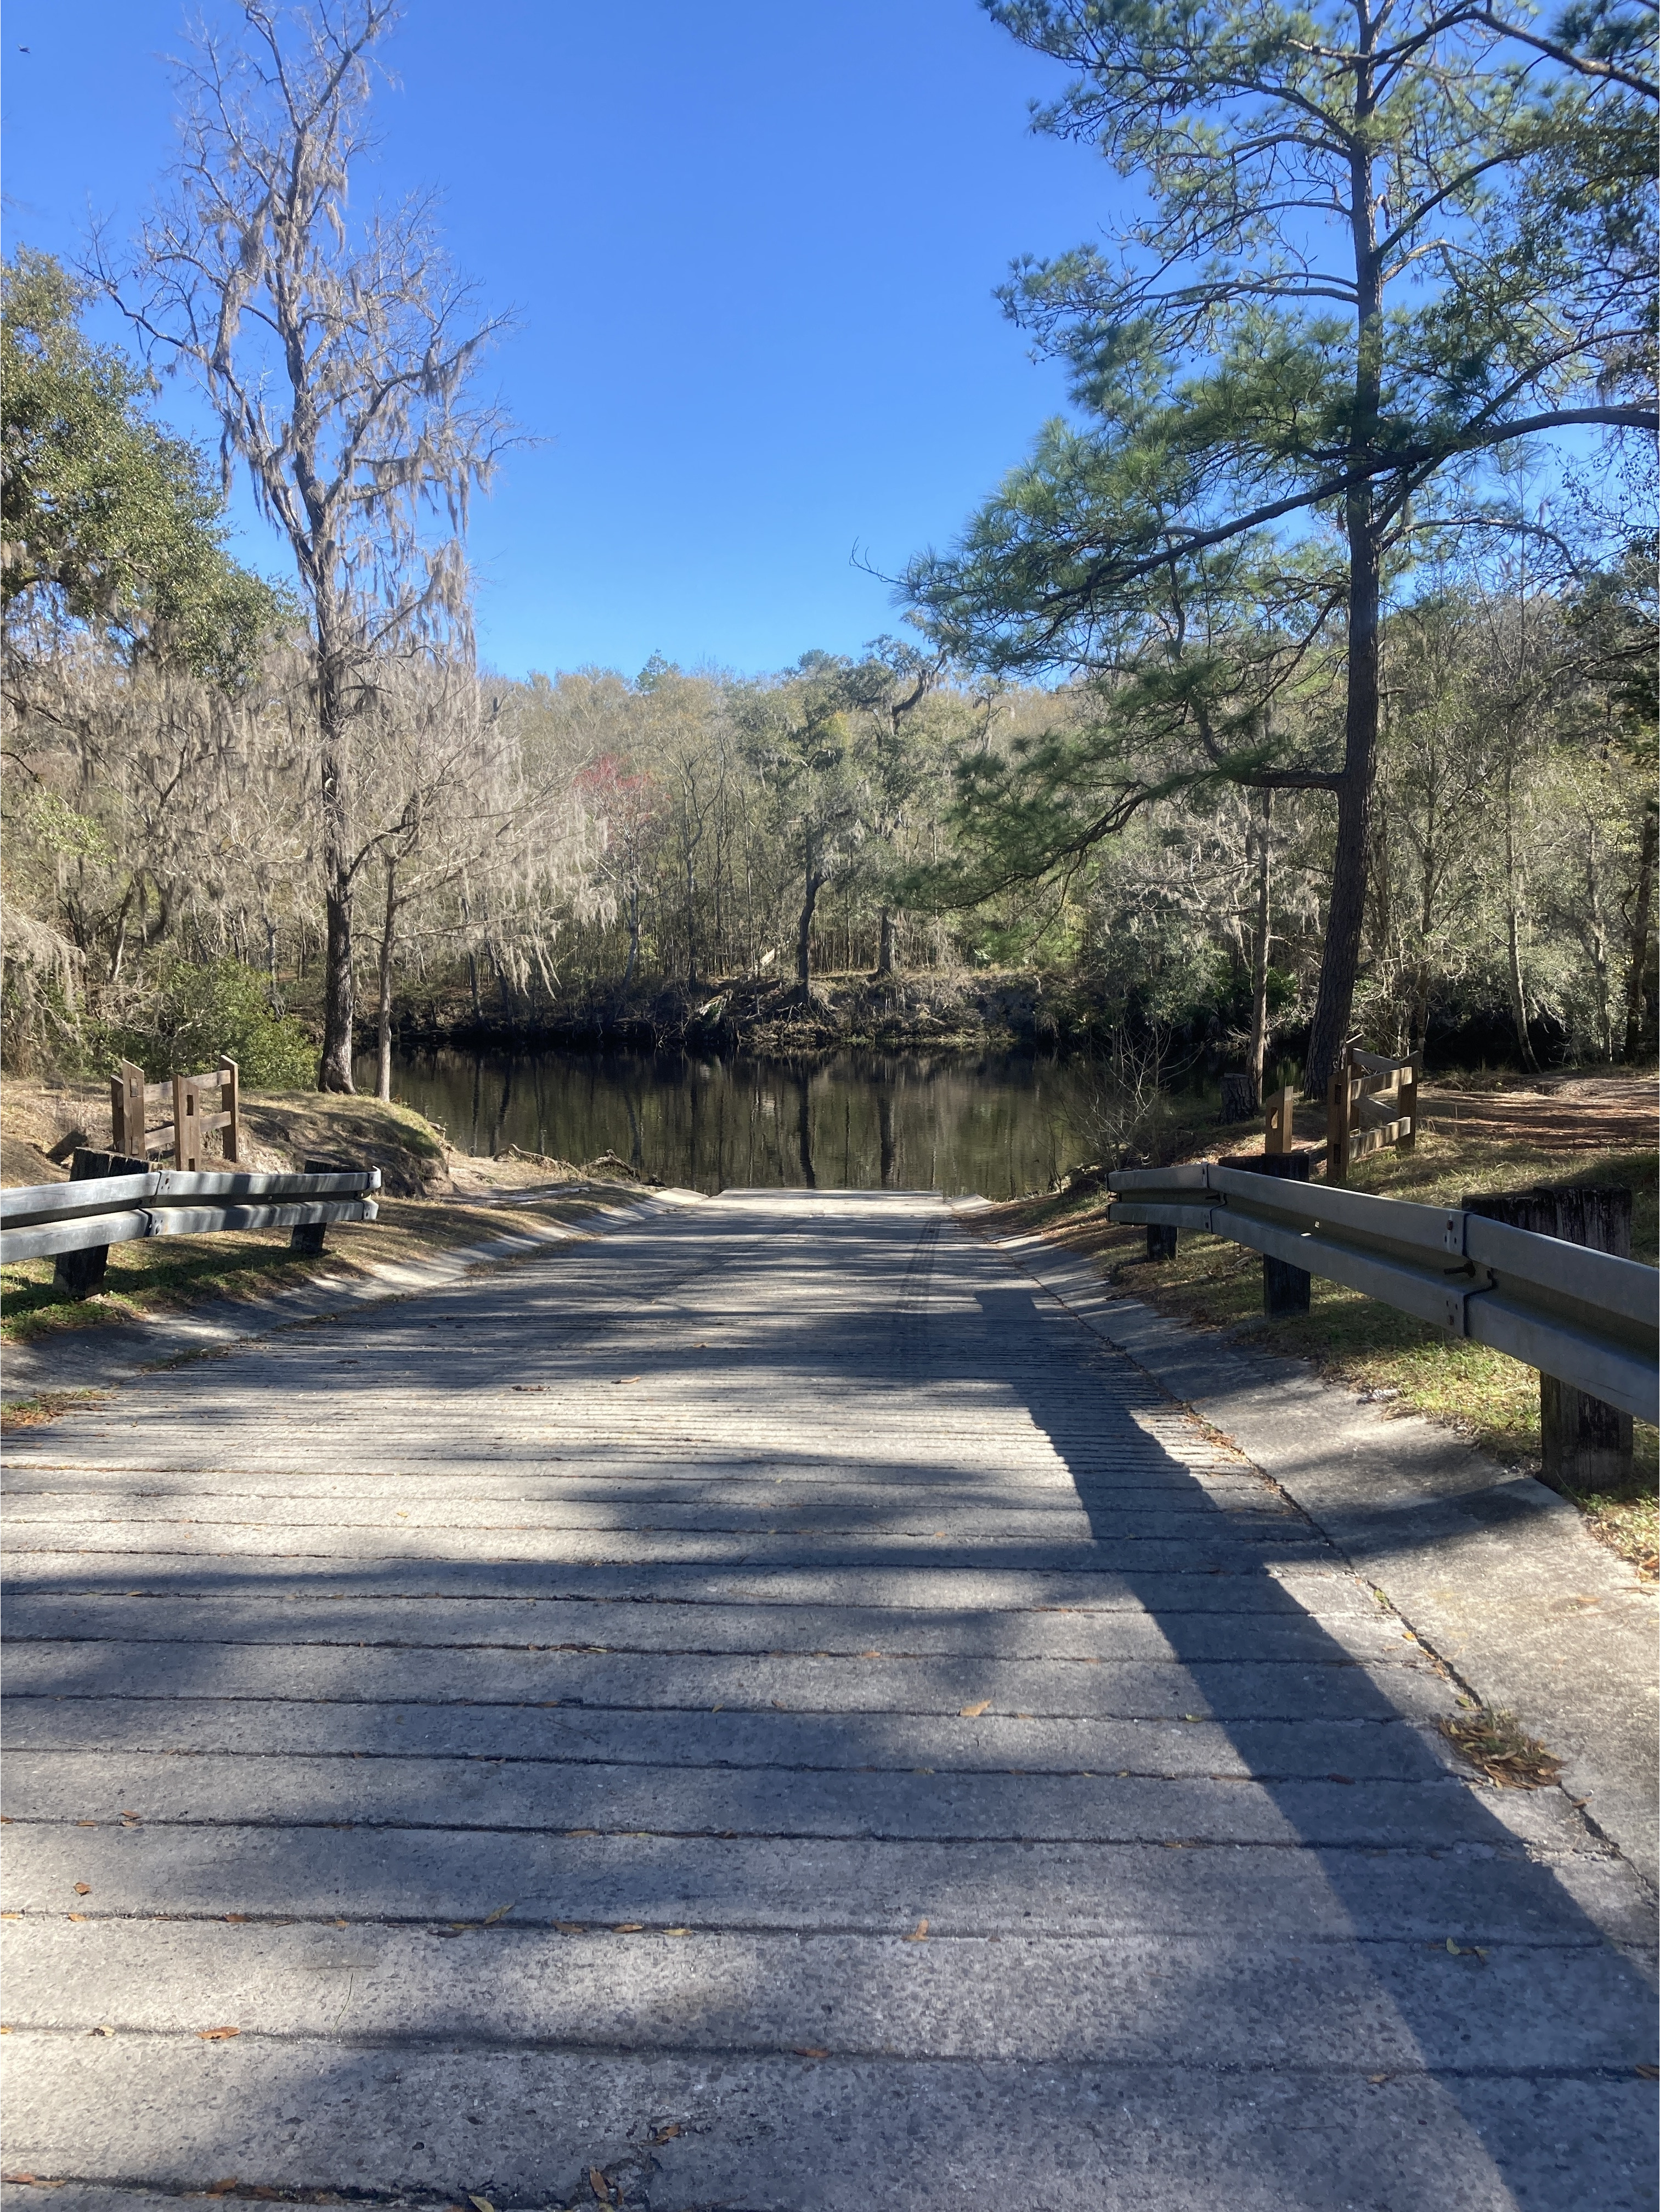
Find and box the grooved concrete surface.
[2,1189,1655,2211]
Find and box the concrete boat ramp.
[2,1189,1653,2210]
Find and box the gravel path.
[2,1189,1653,2210]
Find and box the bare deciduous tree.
[102,0,512,1088]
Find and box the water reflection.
[364,1047,1101,1200]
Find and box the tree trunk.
[875,907,896,978]
[1623,798,1657,1061]
[1502,757,1539,1069]
[797,867,825,995]
[1247,788,1273,1106]
[316,662,357,1093]
[374,857,397,1104]
[1306,80,1383,1101]
[621,884,641,990]
[319,876,355,1091]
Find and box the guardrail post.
[1465,1184,1634,1489]
[52,1149,149,1300]
[1145,1224,1178,1261]
[291,1159,345,1255]
[1222,1148,1314,1317]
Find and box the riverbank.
[388,966,1109,1057]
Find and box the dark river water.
[365,1047,1116,1200]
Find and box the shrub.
[99,958,316,1088]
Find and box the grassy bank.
[973,1110,1658,1576]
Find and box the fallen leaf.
[66,1914,87,1922]
[588,2171,611,2203]
[567,1828,598,1837]
[649,2122,682,2143]
[665,1927,691,1936]
[224,1914,248,1924]
[206,2181,239,2197]
[468,2196,496,2212]
[1367,2072,1391,2085]
[793,2045,830,2059]
[511,1385,547,1393]
[1636,2063,1659,2080]
[613,1375,642,1386]
[902,1917,929,1942]
[92,2025,115,2038]
[197,2025,240,2041]
[860,1649,883,1658]
[613,1923,643,1934]
[959,1701,991,1719]
[710,1704,724,1712]
[554,1921,587,1934]
[75,1820,98,1828]
[1182,1714,1203,1723]
[72,1883,91,1896]
[1445,1938,1462,1954]
[481,1901,516,1926]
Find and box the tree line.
[2,0,1653,1099]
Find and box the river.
[365,1047,1120,1200]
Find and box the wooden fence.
[111,1058,239,1171]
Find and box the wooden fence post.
[218,1057,240,1165]
[1398,1053,1420,1155]
[1463,1183,1634,1490]
[172,1074,202,1172]
[1145,1224,1177,1261]
[52,1148,149,1301]
[1325,1049,1352,1186]
[1263,1085,1294,1156]
[112,1061,146,1156]
[1222,1149,1313,1316]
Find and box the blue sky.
[3,1,1104,681]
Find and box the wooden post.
[1398,1053,1420,1156]
[1222,1149,1313,1316]
[1263,1085,1294,1156]
[1463,1184,1634,1490]
[290,1158,342,1255]
[112,1060,146,1156]
[219,1056,240,1165]
[1325,1048,1353,1186]
[52,1148,148,1301]
[172,1074,203,1171]
[1145,1225,1177,1262]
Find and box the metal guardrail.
[1107,1162,1659,1425]
[0,1166,381,1268]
